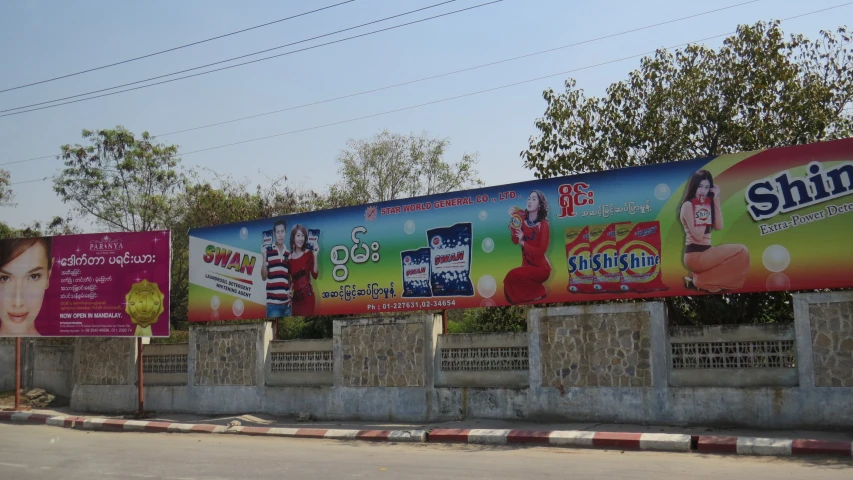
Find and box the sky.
[1,0,850,232]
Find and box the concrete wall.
[31,344,74,396]
[0,343,14,391]
[668,323,797,387]
[70,338,139,413]
[266,339,332,387]
[59,292,853,428]
[143,344,188,386]
[435,332,528,388]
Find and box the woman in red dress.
[503,190,552,304]
[289,224,319,317]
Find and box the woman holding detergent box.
[679,170,750,292]
[289,224,319,316]
[504,190,552,304]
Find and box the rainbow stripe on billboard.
[188,138,853,322]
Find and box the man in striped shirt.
[261,220,292,318]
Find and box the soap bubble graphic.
[210,310,220,321]
[210,295,220,310]
[654,183,671,201]
[766,273,791,291]
[481,237,495,253]
[479,210,488,221]
[232,299,245,317]
[239,227,248,240]
[404,219,416,235]
[762,245,790,273]
[477,275,497,298]
[480,297,496,307]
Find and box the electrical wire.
[6,2,853,184]
[0,0,484,115]
[0,0,760,165]
[0,1,356,94]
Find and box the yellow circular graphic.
[125,280,164,334]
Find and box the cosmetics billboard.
[187,138,853,322]
[0,231,171,337]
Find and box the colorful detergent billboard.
[0,231,171,337]
[187,138,853,322]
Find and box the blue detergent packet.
[401,248,432,298]
[426,222,474,297]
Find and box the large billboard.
[188,139,853,322]
[0,231,171,337]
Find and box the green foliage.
[521,21,853,325]
[54,126,183,232]
[447,306,528,334]
[0,169,11,207]
[0,216,79,240]
[328,130,483,206]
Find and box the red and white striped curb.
[697,435,853,457]
[0,412,425,442]
[3,412,851,457]
[429,429,692,452]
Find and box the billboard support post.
[136,337,145,418]
[14,338,21,410]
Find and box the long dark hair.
[527,190,549,224]
[1,237,53,270]
[290,224,309,253]
[681,170,715,232]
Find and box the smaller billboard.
[0,231,171,337]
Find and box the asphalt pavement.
[1,423,851,479]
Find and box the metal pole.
[442,310,448,334]
[14,338,21,410]
[137,337,144,416]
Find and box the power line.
[0,1,356,94]
[0,0,760,165]
[0,0,480,115]
[6,2,852,184]
[0,34,740,188]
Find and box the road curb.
[2,412,851,457]
[0,412,425,443]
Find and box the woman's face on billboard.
[0,242,51,334]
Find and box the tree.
[328,130,483,207]
[0,216,79,240]
[54,126,183,232]
[0,169,12,207]
[520,21,853,325]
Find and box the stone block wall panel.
[340,322,425,387]
[194,328,257,386]
[540,311,652,388]
[809,300,853,387]
[77,338,134,386]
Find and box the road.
[0,424,850,479]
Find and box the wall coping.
[189,322,269,333]
[538,301,663,318]
[670,323,795,343]
[792,290,853,305]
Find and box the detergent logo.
[434,250,465,266]
[567,246,591,275]
[745,161,853,221]
[565,230,579,242]
[431,235,442,247]
[590,245,619,273]
[404,266,428,280]
[202,245,257,276]
[403,255,412,265]
[618,241,661,277]
[695,206,711,221]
